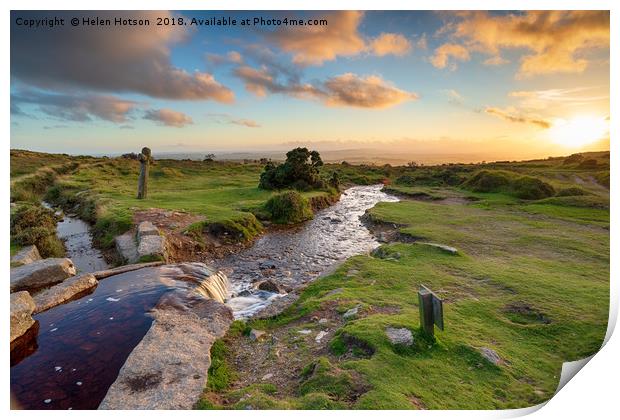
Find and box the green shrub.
[556,187,591,197]
[264,191,313,224]
[10,204,65,258]
[462,170,513,192]
[512,176,555,200]
[206,214,263,242]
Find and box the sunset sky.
[10,10,610,162]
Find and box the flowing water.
[11,185,396,409]
[42,202,109,273]
[215,185,399,318]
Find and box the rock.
[343,305,360,319]
[99,291,233,409]
[420,242,458,255]
[115,232,139,264]
[385,327,414,346]
[298,329,312,335]
[137,235,167,262]
[33,274,98,314]
[256,280,284,294]
[479,347,502,365]
[10,291,36,344]
[258,260,277,270]
[10,258,76,293]
[11,245,42,266]
[261,373,274,381]
[371,247,401,260]
[318,318,329,325]
[137,221,159,241]
[249,329,266,341]
[315,331,328,343]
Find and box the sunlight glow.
[548,116,609,148]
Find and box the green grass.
[215,176,608,409]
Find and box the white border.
[3,1,617,419]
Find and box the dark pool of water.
[10,267,172,410]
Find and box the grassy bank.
[11,151,340,249]
[199,152,609,410]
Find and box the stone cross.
[137,147,152,199]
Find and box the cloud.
[207,113,261,128]
[368,33,412,57]
[485,107,551,128]
[11,11,234,102]
[264,11,411,65]
[430,43,470,69]
[143,109,193,127]
[321,73,417,108]
[483,56,510,66]
[235,65,417,109]
[12,90,136,122]
[265,11,367,65]
[437,11,609,77]
[508,87,608,109]
[442,89,464,105]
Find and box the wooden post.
[418,288,434,337]
[137,147,151,199]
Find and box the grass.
[22,156,336,247]
[202,152,608,409]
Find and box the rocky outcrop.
[99,291,233,409]
[10,258,76,293]
[115,222,168,264]
[10,291,36,345]
[11,245,42,266]
[115,232,139,264]
[32,274,98,314]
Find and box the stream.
[214,185,399,318]
[11,185,398,409]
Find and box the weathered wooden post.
[418,284,444,337]
[137,147,151,199]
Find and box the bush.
[10,204,65,258]
[264,191,313,224]
[259,147,324,190]
[563,154,584,165]
[578,159,598,169]
[462,170,512,192]
[556,187,591,197]
[512,176,555,200]
[206,214,263,242]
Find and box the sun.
[548,116,609,148]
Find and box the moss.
[10,203,65,258]
[298,357,357,400]
[264,191,314,224]
[298,393,347,409]
[137,254,165,263]
[207,339,236,392]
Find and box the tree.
[204,153,216,162]
[259,147,326,190]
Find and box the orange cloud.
[369,33,412,57]
[485,107,551,128]
[12,11,234,102]
[144,109,193,128]
[265,11,411,65]
[438,11,609,77]
[430,43,470,69]
[322,73,417,108]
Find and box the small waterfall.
[158,263,230,303]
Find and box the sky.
[10,10,610,162]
